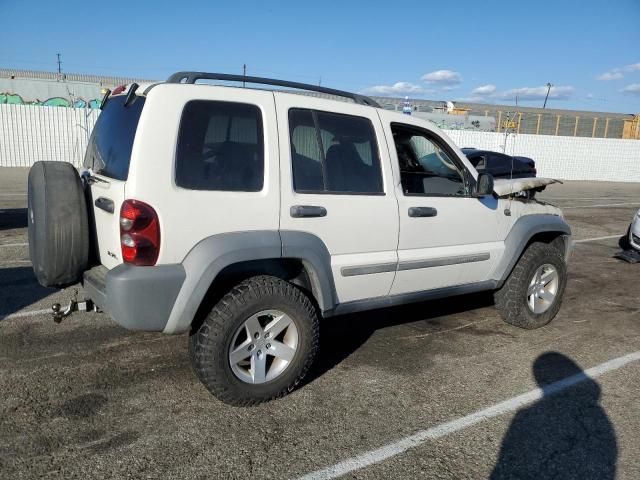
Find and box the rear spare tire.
[28,161,89,287]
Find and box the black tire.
[28,161,89,287]
[189,275,319,406]
[494,242,567,329]
[619,224,631,250]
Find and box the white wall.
[1,104,639,182]
[0,104,99,168]
[444,129,640,182]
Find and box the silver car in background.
[630,209,640,251]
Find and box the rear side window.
[175,101,264,191]
[83,95,145,180]
[289,108,383,194]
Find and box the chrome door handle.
[290,205,327,218]
[408,207,437,217]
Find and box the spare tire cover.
[28,161,89,287]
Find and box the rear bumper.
[83,263,186,331]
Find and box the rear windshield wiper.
[99,89,111,110]
[124,83,139,107]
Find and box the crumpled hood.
[493,177,561,197]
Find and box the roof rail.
[166,71,381,108]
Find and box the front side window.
[175,100,263,191]
[391,124,468,196]
[289,108,383,194]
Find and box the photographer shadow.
[491,352,617,479]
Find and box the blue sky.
[1,0,639,113]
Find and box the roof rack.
[166,71,381,108]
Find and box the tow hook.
[51,299,96,323]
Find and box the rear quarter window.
[175,100,264,192]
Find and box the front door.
[378,112,503,295]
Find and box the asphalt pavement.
[1,167,639,479]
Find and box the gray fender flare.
[163,231,282,334]
[493,214,571,287]
[163,230,337,334]
[280,230,337,314]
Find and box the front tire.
[494,242,567,329]
[189,275,319,406]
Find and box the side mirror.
[475,172,494,197]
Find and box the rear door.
[83,92,145,269]
[275,93,399,303]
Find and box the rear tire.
[28,161,89,287]
[189,275,319,406]
[494,242,567,329]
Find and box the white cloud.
[494,85,574,101]
[363,81,427,96]
[622,63,640,72]
[471,84,496,95]
[597,71,624,81]
[421,69,462,85]
[597,62,640,80]
[621,83,640,95]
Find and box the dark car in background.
[462,148,537,179]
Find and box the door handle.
[408,207,437,217]
[290,205,327,218]
[94,196,114,214]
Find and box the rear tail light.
[119,199,160,266]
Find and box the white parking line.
[544,197,634,201]
[0,242,28,248]
[573,235,622,244]
[0,193,27,196]
[563,202,640,209]
[0,308,51,321]
[297,351,640,480]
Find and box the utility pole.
[543,82,552,109]
[56,53,62,74]
[243,64,246,87]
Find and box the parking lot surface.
[1,167,640,479]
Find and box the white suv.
[27,72,571,405]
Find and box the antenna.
[242,64,246,88]
[56,53,62,74]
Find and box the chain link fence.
[375,98,632,139]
